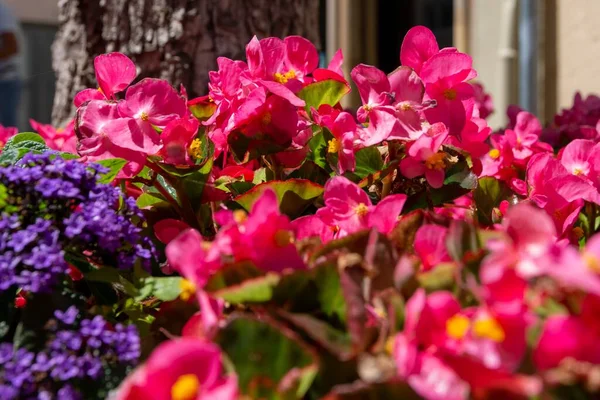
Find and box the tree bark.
[51,0,321,127]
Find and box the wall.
[555,0,600,111]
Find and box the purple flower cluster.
[0,307,140,399]
[0,152,154,293]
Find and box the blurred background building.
[3,0,600,131]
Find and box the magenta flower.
[159,117,201,166]
[399,122,449,188]
[400,26,440,74]
[111,78,188,154]
[116,338,237,400]
[414,224,452,271]
[316,176,406,235]
[0,124,18,149]
[314,105,358,174]
[240,189,305,272]
[30,119,77,153]
[351,64,427,143]
[74,52,137,106]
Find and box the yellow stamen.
[473,317,505,342]
[171,374,200,400]
[446,314,470,340]
[274,230,293,247]
[443,89,457,100]
[274,70,296,84]
[140,111,150,122]
[354,203,369,217]
[583,252,600,273]
[398,102,413,111]
[233,210,247,224]
[425,152,446,170]
[362,104,373,112]
[488,149,501,160]
[385,336,395,354]
[261,112,272,125]
[327,138,341,153]
[179,279,196,302]
[188,138,202,160]
[573,168,583,176]
[573,227,585,240]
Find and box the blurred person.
[0,1,22,127]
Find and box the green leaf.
[307,131,329,170]
[212,273,281,303]
[403,183,471,213]
[84,267,138,297]
[473,177,513,225]
[136,276,182,301]
[352,146,384,179]
[233,179,324,218]
[297,79,350,113]
[136,193,165,208]
[315,265,346,323]
[0,132,49,165]
[216,316,317,399]
[96,158,128,184]
[417,263,457,291]
[227,131,289,163]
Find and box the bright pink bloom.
[239,189,305,272]
[351,64,427,142]
[75,100,146,177]
[316,176,406,235]
[314,105,357,173]
[0,124,17,148]
[182,291,225,340]
[112,78,188,154]
[291,214,337,243]
[312,49,346,83]
[94,52,137,99]
[421,50,477,135]
[154,219,191,244]
[399,122,449,188]
[30,119,77,153]
[481,203,556,284]
[166,229,220,289]
[414,224,451,271]
[159,117,200,165]
[400,26,440,74]
[116,339,237,400]
[472,82,494,119]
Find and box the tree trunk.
[51,0,321,127]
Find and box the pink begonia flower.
[112,78,188,154]
[232,89,299,146]
[534,295,600,370]
[75,100,146,177]
[182,291,225,340]
[74,52,137,107]
[239,189,306,272]
[314,105,357,174]
[400,26,440,74]
[154,219,191,244]
[158,117,200,165]
[471,82,494,120]
[30,119,77,153]
[94,52,137,99]
[316,176,407,235]
[479,134,516,181]
[351,64,427,142]
[312,49,346,83]
[0,124,18,148]
[480,203,556,285]
[116,338,237,400]
[414,224,451,271]
[421,50,477,136]
[399,122,449,188]
[291,214,337,243]
[395,289,540,399]
[166,229,221,290]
